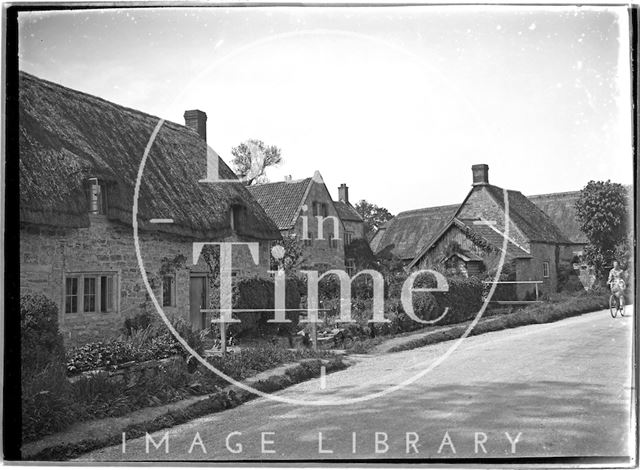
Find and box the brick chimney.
[184,110,207,141]
[338,184,349,203]
[472,164,489,186]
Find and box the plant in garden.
[20,294,78,442]
[575,180,630,277]
[269,234,304,273]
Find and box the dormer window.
[86,178,108,215]
[230,204,246,232]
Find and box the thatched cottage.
[248,174,365,274]
[19,72,281,344]
[372,164,584,298]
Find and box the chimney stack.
[338,184,349,204]
[471,164,489,186]
[184,109,207,141]
[284,175,292,182]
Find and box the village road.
[79,308,634,462]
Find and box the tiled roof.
[484,185,573,244]
[527,191,587,244]
[247,178,312,230]
[373,204,459,260]
[456,219,532,259]
[334,201,363,222]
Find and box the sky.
[18,5,633,215]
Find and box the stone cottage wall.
[20,215,272,345]
[514,242,559,299]
[290,181,346,271]
[342,219,365,242]
[457,187,530,252]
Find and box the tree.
[575,180,630,277]
[354,200,394,240]
[231,139,282,185]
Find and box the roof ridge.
[19,70,189,135]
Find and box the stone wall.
[457,186,530,252]
[342,219,365,242]
[20,216,272,345]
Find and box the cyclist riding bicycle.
[608,260,626,297]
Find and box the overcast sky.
[18,6,632,214]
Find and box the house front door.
[189,276,207,330]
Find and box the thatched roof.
[19,71,280,240]
[408,217,532,268]
[480,185,573,245]
[528,191,587,244]
[373,182,578,262]
[247,178,312,230]
[372,204,459,261]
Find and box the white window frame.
[543,261,550,278]
[64,272,118,315]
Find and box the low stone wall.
[68,356,182,385]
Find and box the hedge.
[21,294,77,442]
[231,276,302,337]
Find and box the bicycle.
[609,279,626,318]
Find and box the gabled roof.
[408,217,532,269]
[247,178,312,230]
[482,185,572,244]
[372,204,459,260]
[18,71,280,240]
[334,201,363,222]
[527,191,587,244]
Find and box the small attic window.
[86,178,108,215]
[230,204,246,232]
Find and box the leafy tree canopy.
[231,139,282,186]
[354,199,394,239]
[575,180,630,275]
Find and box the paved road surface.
[79,308,635,462]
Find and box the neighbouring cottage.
[373,164,583,298]
[333,184,366,274]
[19,71,281,344]
[248,173,366,273]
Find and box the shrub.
[122,310,155,336]
[433,276,484,324]
[21,294,66,374]
[22,363,78,442]
[20,294,76,442]
[557,263,585,293]
[67,317,203,375]
[231,276,301,337]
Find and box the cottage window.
[346,258,356,276]
[304,232,313,247]
[83,277,97,312]
[86,178,108,215]
[344,231,353,246]
[543,261,550,278]
[230,205,246,232]
[162,275,176,307]
[64,273,117,314]
[65,277,79,314]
